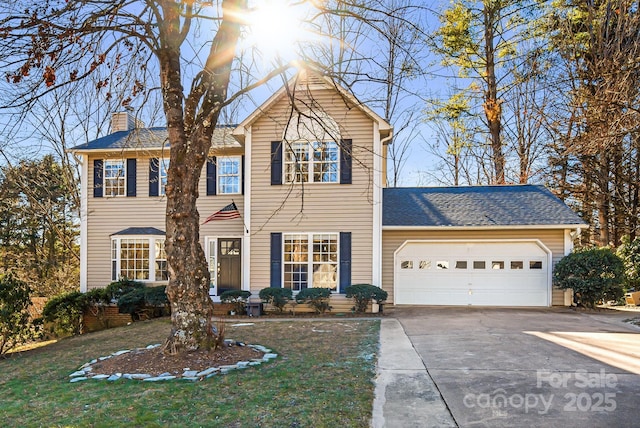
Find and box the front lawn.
[1,318,379,427]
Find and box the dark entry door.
[217,238,241,293]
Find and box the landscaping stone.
[107,373,122,381]
[196,367,219,377]
[92,374,110,380]
[129,374,152,380]
[144,375,177,382]
[71,340,275,382]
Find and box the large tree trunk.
[163,135,215,353]
[156,0,244,353]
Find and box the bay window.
[111,235,168,282]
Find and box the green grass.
[0,318,380,427]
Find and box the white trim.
[103,159,127,197]
[372,122,382,288]
[564,229,573,256]
[383,224,588,231]
[243,127,252,292]
[111,235,168,283]
[281,232,340,292]
[216,155,243,195]
[393,239,553,307]
[204,235,245,300]
[80,154,88,292]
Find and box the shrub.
[42,291,87,336]
[117,285,169,319]
[553,247,625,308]
[0,274,41,357]
[104,278,145,301]
[259,287,293,312]
[295,287,332,314]
[82,287,114,329]
[617,235,640,290]
[220,289,251,314]
[344,284,388,313]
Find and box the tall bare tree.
[431,0,545,184]
[0,0,419,353]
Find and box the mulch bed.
[90,344,263,377]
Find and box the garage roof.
[383,185,586,228]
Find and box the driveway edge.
[372,318,457,428]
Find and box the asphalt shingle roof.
[111,227,166,236]
[383,185,586,227]
[70,125,238,152]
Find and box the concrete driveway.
[385,307,640,428]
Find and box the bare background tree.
[546,0,640,246]
[0,0,430,353]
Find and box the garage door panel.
[395,241,549,307]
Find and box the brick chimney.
[111,112,145,133]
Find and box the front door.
[217,238,241,294]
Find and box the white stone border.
[69,340,278,383]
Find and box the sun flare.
[243,0,312,62]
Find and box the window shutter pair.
[269,232,351,292]
[93,159,136,197]
[206,156,245,196]
[270,140,352,185]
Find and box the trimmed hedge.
[344,284,388,313]
[259,287,293,312]
[295,288,332,313]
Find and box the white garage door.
[395,240,551,306]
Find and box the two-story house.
[71,70,586,309]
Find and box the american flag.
[202,202,241,224]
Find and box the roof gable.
[232,68,392,143]
[383,185,586,228]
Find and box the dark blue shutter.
[126,158,136,197]
[93,159,103,198]
[339,232,352,293]
[271,141,283,185]
[206,157,217,195]
[241,155,245,194]
[270,233,282,288]
[340,139,352,184]
[149,158,159,197]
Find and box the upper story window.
[218,156,241,194]
[149,157,169,197]
[104,160,125,196]
[285,141,338,183]
[158,158,169,196]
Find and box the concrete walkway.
[372,318,457,427]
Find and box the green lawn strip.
[0,318,379,427]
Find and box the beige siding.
[86,153,246,290]
[248,88,376,293]
[382,229,567,306]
